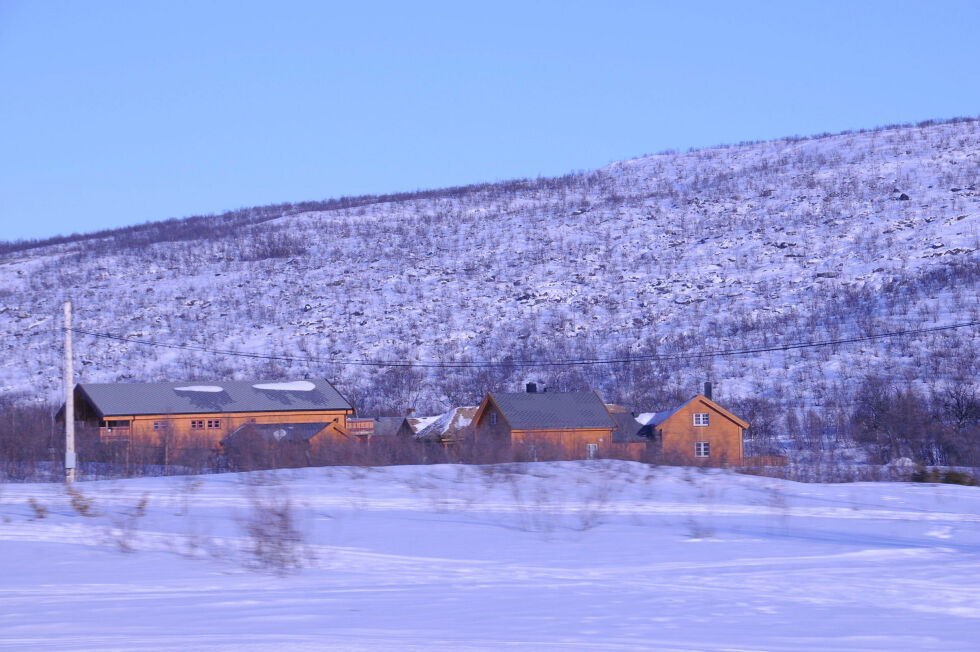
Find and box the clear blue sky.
[2,0,979,241]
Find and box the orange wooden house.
[473,385,620,459]
[637,392,749,465]
[65,379,353,448]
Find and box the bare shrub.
[0,401,55,481]
[27,497,48,520]
[106,493,149,553]
[574,475,615,531]
[237,475,312,575]
[681,469,717,539]
[174,476,203,516]
[66,485,98,517]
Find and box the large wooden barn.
[65,379,353,448]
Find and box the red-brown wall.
[95,410,350,448]
[658,396,745,465]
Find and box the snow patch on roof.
[252,381,316,392]
[173,385,224,393]
[636,397,699,426]
[414,406,478,441]
[408,415,440,432]
[636,411,674,426]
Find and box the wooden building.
[64,379,353,448]
[473,386,618,459]
[222,421,331,469]
[638,393,749,465]
[414,406,478,446]
[347,417,414,441]
[605,406,653,461]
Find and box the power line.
[64,320,980,369]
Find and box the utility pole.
[64,301,76,483]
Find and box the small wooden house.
[606,408,651,461]
[347,417,414,441]
[221,421,329,469]
[63,379,353,448]
[638,393,749,465]
[473,386,618,458]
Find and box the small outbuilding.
[347,417,414,441]
[221,421,328,469]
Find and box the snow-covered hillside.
[1,461,978,650]
[0,119,977,419]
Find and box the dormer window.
[693,413,710,426]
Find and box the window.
[207,419,221,429]
[694,413,710,426]
[104,420,130,429]
[153,421,169,430]
[190,420,204,430]
[695,441,710,458]
[586,443,599,460]
[489,411,497,426]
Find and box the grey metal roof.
[373,417,411,437]
[76,379,352,417]
[636,396,698,427]
[611,412,647,443]
[225,422,329,444]
[489,391,616,430]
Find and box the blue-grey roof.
[76,379,352,417]
[373,417,412,437]
[636,396,698,427]
[611,412,646,442]
[489,391,616,430]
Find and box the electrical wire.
[62,320,980,369]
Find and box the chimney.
[526,382,537,393]
[703,381,712,400]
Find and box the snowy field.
[1,461,979,651]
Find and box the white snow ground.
[1,461,979,651]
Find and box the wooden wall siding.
[659,396,744,465]
[473,402,512,444]
[512,428,615,453]
[95,410,349,447]
[473,394,622,459]
[511,430,639,460]
[605,442,648,461]
[347,419,375,437]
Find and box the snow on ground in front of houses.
[2,461,979,651]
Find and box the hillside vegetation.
[1,118,978,463]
